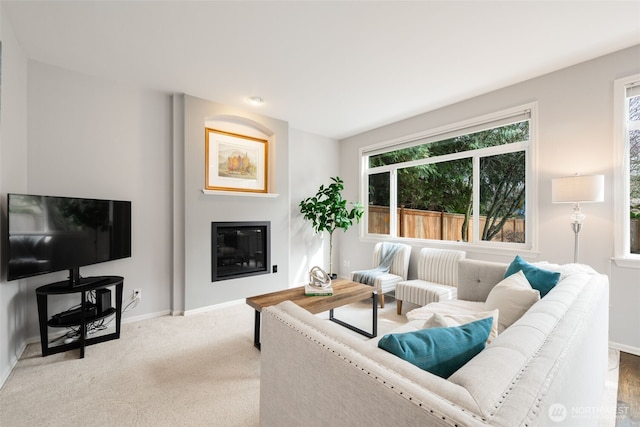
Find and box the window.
[614,74,640,264]
[361,104,535,249]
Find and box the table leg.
[329,292,378,338]
[253,310,261,350]
[372,292,378,337]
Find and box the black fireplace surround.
[211,221,270,282]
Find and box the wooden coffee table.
[246,278,378,349]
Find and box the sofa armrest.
[457,259,508,302]
[260,301,485,426]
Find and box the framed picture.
[205,128,268,193]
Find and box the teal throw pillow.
[505,255,560,298]
[377,317,492,378]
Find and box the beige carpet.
[0,297,620,427]
[0,297,405,427]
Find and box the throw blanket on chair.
[352,242,402,286]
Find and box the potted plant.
[299,176,364,278]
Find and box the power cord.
[47,277,133,345]
[48,289,117,344]
[122,297,139,313]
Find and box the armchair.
[395,247,466,315]
[350,242,411,308]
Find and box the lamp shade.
[552,175,604,203]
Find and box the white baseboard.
[609,341,640,356]
[184,299,245,316]
[121,309,171,324]
[0,341,27,390]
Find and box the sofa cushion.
[422,309,499,344]
[457,259,508,301]
[377,317,493,378]
[406,299,487,321]
[505,255,561,297]
[485,270,540,331]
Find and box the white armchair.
[350,242,412,308]
[395,247,466,315]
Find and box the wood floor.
[617,351,640,426]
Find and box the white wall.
[339,45,640,353]
[0,5,29,387]
[19,61,173,338]
[1,12,636,389]
[0,54,331,386]
[288,129,340,285]
[180,95,291,312]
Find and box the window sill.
[611,257,640,269]
[359,236,540,262]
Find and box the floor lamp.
[551,174,604,263]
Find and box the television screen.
[7,194,131,283]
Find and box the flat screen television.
[6,193,131,286]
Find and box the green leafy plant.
[299,176,364,276]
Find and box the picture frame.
[205,128,268,193]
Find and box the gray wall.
[21,60,174,331]
[0,15,334,382]
[1,3,638,386]
[339,45,640,353]
[0,6,28,386]
[179,95,291,312]
[289,129,340,285]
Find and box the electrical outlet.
[133,289,142,300]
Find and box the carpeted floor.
[0,302,262,426]
[0,297,621,426]
[0,297,406,427]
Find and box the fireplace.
[211,221,270,281]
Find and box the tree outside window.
[628,94,640,253]
[365,111,530,246]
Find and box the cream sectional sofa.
[259,258,609,426]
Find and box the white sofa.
[259,259,609,426]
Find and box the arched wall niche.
[205,114,274,138]
[204,114,277,194]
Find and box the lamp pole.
[552,174,604,265]
[570,203,585,264]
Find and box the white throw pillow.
[485,270,540,331]
[422,309,500,344]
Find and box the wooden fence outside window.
[368,205,525,243]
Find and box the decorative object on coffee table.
[299,176,363,278]
[305,266,333,296]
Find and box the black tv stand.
[36,276,123,358]
[67,267,109,288]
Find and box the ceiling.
[3,1,640,140]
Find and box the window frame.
[613,74,640,268]
[359,103,539,254]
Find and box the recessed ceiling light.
[246,96,264,106]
